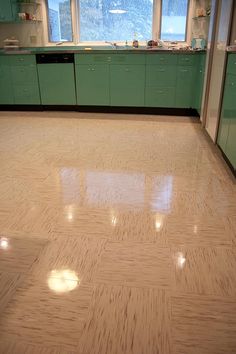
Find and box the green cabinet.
[218,55,236,170]
[0,0,14,22]
[0,56,13,104]
[37,63,76,105]
[145,54,177,108]
[10,55,40,104]
[75,53,146,107]
[110,64,145,106]
[75,64,109,105]
[176,65,195,108]
[193,53,206,114]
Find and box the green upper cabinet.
[110,64,145,106]
[0,56,13,104]
[37,63,76,105]
[75,64,109,106]
[0,0,17,22]
[218,55,236,170]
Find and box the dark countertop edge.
[0,48,206,55]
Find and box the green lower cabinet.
[218,71,236,169]
[0,57,13,104]
[146,65,177,87]
[10,63,40,104]
[175,66,195,108]
[225,119,236,169]
[110,64,145,106]
[13,84,40,104]
[37,63,76,105]
[145,87,175,107]
[75,64,109,105]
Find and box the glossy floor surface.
[0,111,236,354]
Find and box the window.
[46,0,190,43]
[79,0,153,42]
[47,0,73,42]
[161,0,189,41]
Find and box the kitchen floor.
[0,111,236,354]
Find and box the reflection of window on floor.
[48,0,72,42]
[86,171,145,207]
[151,176,173,214]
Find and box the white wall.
[0,0,45,47]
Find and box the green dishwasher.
[36,53,76,105]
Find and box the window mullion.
[153,0,161,40]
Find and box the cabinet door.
[218,73,236,168]
[176,66,195,108]
[0,57,13,104]
[145,87,175,107]
[75,64,109,105]
[37,63,76,105]
[13,84,40,104]
[110,65,145,106]
[146,65,177,87]
[0,0,13,22]
[218,74,235,152]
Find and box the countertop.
[0,46,206,55]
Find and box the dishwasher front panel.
[37,63,76,105]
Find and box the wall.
[0,0,45,47]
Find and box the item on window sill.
[18,12,26,20]
[147,40,157,48]
[191,38,206,50]
[3,37,20,51]
[196,8,206,17]
[132,39,139,48]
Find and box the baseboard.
[0,104,199,117]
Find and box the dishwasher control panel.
[36,53,74,64]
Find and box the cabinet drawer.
[13,84,40,104]
[11,65,38,84]
[75,54,110,65]
[227,54,236,74]
[178,55,196,66]
[110,64,145,87]
[146,54,177,65]
[146,65,177,86]
[145,87,175,107]
[10,55,36,66]
[109,54,146,65]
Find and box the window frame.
[45,0,191,45]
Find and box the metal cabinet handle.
[91,68,95,71]
[181,69,188,72]
[157,69,165,72]
[157,90,164,94]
